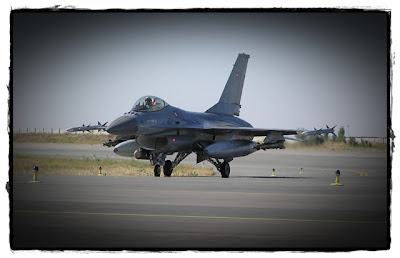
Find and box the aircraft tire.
[220,162,230,178]
[163,160,173,177]
[154,165,161,177]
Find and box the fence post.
[59,128,61,134]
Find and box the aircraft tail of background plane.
[206,53,250,116]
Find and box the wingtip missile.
[67,121,109,133]
[301,125,337,136]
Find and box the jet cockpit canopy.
[131,96,169,113]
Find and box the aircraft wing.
[149,125,298,137]
[203,127,298,137]
[104,126,299,147]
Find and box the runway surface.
[12,144,389,250]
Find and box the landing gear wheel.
[154,165,161,177]
[220,162,230,178]
[163,160,173,177]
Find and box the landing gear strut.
[151,152,191,177]
[163,152,191,177]
[194,142,232,178]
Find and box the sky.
[11,10,389,137]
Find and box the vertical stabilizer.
[206,53,250,116]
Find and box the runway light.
[98,166,103,176]
[271,168,276,177]
[28,165,40,183]
[330,170,343,186]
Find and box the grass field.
[13,155,214,177]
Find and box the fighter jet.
[98,53,306,178]
[67,121,108,133]
[302,125,337,137]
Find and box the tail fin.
[206,53,250,116]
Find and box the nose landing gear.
[154,165,161,177]
[151,152,191,177]
[163,160,173,177]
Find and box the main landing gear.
[194,143,232,178]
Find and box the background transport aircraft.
[70,53,322,178]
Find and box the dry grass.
[13,133,112,145]
[13,155,214,177]
[285,141,387,151]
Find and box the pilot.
[145,97,153,108]
[145,97,158,111]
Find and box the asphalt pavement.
[11,144,389,250]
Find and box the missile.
[302,125,337,136]
[67,121,108,133]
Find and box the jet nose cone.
[107,115,138,135]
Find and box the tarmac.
[11,144,390,250]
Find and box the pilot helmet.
[145,97,152,105]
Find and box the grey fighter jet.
[103,53,303,178]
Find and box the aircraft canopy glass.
[131,96,169,112]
